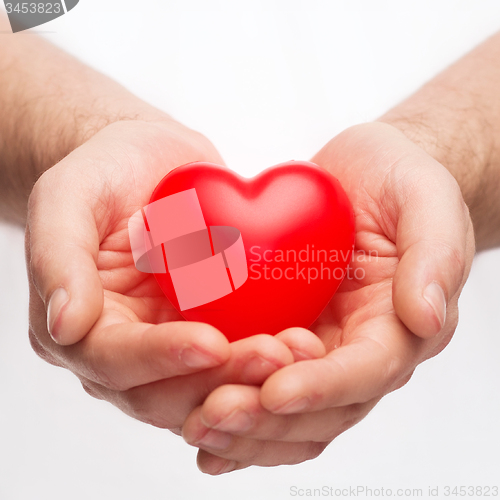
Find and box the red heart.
[148,161,355,342]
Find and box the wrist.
[379,94,492,207]
[0,14,175,225]
[377,32,500,251]
[1,72,172,224]
[378,96,497,250]
[38,98,172,174]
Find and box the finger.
[275,327,326,361]
[391,153,475,339]
[196,441,327,473]
[260,312,423,414]
[197,452,242,475]
[93,334,295,428]
[26,166,104,345]
[182,409,327,472]
[62,319,231,391]
[196,442,326,474]
[196,440,327,472]
[194,384,378,443]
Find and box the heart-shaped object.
[148,161,355,342]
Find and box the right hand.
[180,122,475,473]
[26,119,312,432]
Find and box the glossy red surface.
[150,161,355,342]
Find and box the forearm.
[0,12,169,225]
[380,31,500,251]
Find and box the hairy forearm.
[380,31,500,251]
[0,13,169,224]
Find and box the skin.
[26,119,324,435]
[1,11,500,475]
[182,123,474,472]
[182,33,500,473]
[1,11,323,443]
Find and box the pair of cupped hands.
[26,117,474,474]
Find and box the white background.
[1,1,500,499]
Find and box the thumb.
[26,170,103,346]
[392,164,475,339]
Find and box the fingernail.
[47,287,69,343]
[180,347,218,369]
[423,282,447,330]
[213,409,254,433]
[197,429,232,450]
[273,396,310,414]
[242,355,280,383]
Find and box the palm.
[312,251,399,358]
[83,121,224,329]
[97,223,181,326]
[309,122,464,382]
[311,148,409,351]
[176,123,475,473]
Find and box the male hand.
[26,119,317,433]
[181,122,475,473]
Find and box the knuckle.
[121,389,174,429]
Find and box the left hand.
[181,122,475,474]
[26,118,325,439]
